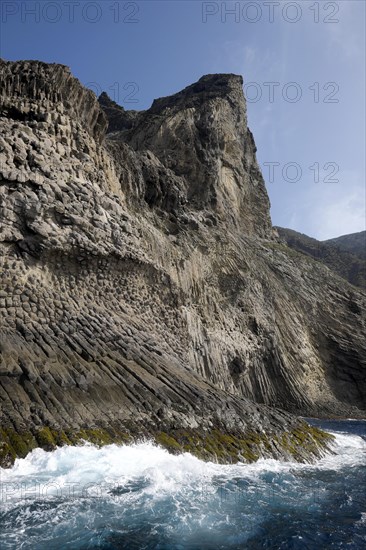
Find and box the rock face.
[104,74,272,236]
[276,227,366,289]
[0,60,364,466]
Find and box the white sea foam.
[1,430,365,508]
[0,431,365,550]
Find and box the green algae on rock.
[0,422,335,469]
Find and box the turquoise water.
[0,419,365,549]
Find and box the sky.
[1,0,365,240]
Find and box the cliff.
[1,60,364,466]
[103,74,272,236]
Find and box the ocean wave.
[1,431,365,503]
[1,430,365,550]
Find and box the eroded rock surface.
[0,60,364,465]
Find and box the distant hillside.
[325,231,366,260]
[276,227,366,289]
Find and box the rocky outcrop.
[276,227,366,289]
[105,74,272,236]
[0,60,107,144]
[98,92,140,135]
[0,60,364,466]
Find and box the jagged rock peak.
[98,73,246,132]
[98,91,141,134]
[0,59,107,143]
[149,73,245,112]
[98,91,124,111]
[100,72,271,235]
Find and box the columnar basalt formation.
[0,60,364,466]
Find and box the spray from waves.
[1,428,365,549]
[1,431,366,499]
[2,430,365,496]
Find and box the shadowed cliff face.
[0,60,365,466]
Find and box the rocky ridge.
[276,227,366,289]
[325,231,366,260]
[0,60,364,466]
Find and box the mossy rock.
[51,430,72,446]
[36,427,57,450]
[0,440,16,467]
[64,428,122,447]
[0,421,335,468]
[0,425,135,467]
[153,428,264,464]
[0,428,37,460]
[275,423,335,461]
[155,432,182,453]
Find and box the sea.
[0,419,365,549]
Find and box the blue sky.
[1,0,365,239]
